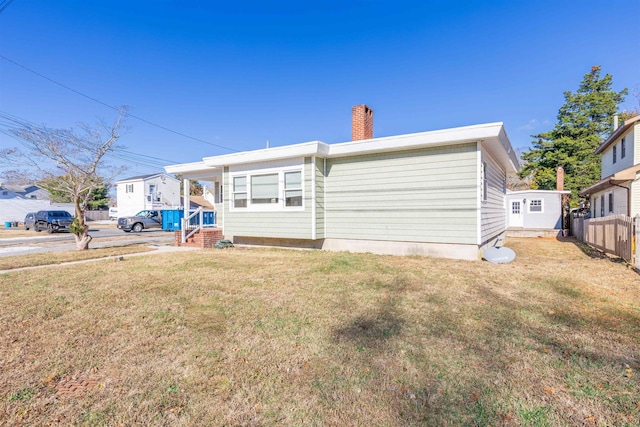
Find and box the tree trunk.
[74,230,92,250]
[73,199,92,250]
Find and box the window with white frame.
[251,173,279,204]
[125,184,134,193]
[600,195,605,217]
[482,162,488,202]
[529,199,543,213]
[621,137,626,158]
[231,169,303,209]
[284,171,302,207]
[233,176,247,208]
[613,145,617,164]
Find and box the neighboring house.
[579,115,640,217]
[0,183,76,223]
[115,173,181,217]
[165,105,520,260]
[0,183,50,200]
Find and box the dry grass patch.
[0,237,638,426]
[0,244,155,270]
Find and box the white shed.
[506,190,570,236]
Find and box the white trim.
[311,157,316,240]
[168,122,520,175]
[477,143,482,245]
[323,158,327,239]
[507,190,571,195]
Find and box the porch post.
[183,179,191,213]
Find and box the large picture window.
[233,176,247,208]
[284,171,302,207]
[251,173,279,204]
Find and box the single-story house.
[165,105,520,260]
[579,115,640,217]
[0,183,76,224]
[115,173,181,217]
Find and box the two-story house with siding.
[115,173,181,217]
[165,105,520,260]
[579,115,640,218]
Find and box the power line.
[0,0,14,14]
[0,54,239,153]
[0,111,177,171]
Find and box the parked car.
[117,210,162,232]
[24,212,36,230]
[34,210,74,233]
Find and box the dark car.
[34,210,74,233]
[24,212,36,230]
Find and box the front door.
[509,200,523,227]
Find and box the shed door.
[509,200,523,227]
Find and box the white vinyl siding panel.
[325,143,478,244]
[223,160,314,239]
[480,149,507,244]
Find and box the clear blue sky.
[1,0,639,180]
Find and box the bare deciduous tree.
[1,109,127,249]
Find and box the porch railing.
[181,208,216,243]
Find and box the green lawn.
[1,238,638,426]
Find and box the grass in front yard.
[0,244,155,271]
[0,238,638,426]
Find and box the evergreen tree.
[519,66,627,206]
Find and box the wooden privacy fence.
[571,214,633,262]
[636,215,640,271]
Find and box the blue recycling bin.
[161,210,215,231]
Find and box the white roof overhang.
[164,122,520,175]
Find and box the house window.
[284,171,303,207]
[613,145,617,164]
[608,192,614,213]
[251,173,279,204]
[529,199,543,213]
[482,162,488,202]
[1,191,6,196]
[233,176,247,208]
[600,195,605,217]
[592,197,596,218]
[511,201,520,214]
[126,184,134,193]
[621,138,626,158]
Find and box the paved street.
[0,227,175,257]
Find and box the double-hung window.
[284,171,302,207]
[233,176,247,208]
[126,184,134,193]
[613,145,617,164]
[621,138,626,159]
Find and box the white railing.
[635,215,640,271]
[181,208,216,243]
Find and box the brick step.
[174,228,224,249]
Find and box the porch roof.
[578,163,640,196]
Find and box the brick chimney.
[352,104,373,141]
[556,166,564,191]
